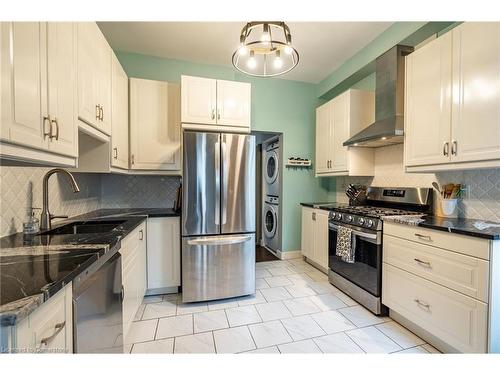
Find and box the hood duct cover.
[344,45,414,147]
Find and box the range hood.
[343,45,414,148]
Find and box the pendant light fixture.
[232,22,299,77]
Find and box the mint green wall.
[116,51,334,251]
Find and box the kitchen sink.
[39,220,126,235]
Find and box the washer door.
[265,150,279,185]
[264,205,277,238]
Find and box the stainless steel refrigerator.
[182,131,256,303]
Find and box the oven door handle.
[328,222,378,240]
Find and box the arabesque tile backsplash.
[335,144,500,222]
[0,165,180,237]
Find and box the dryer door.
[264,150,279,185]
[264,205,277,238]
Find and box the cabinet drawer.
[384,234,489,302]
[384,222,490,260]
[382,263,488,353]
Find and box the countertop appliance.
[326,186,432,315]
[182,131,256,303]
[73,252,123,353]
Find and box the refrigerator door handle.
[187,235,252,246]
[221,141,229,224]
[214,140,221,226]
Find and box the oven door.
[328,221,382,297]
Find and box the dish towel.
[336,226,355,263]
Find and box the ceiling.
[98,22,393,83]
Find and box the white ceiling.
[98,22,393,83]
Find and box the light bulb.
[273,50,283,69]
[238,45,248,56]
[284,45,293,55]
[261,23,270,43]
[247,51,256,70]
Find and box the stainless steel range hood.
[343,45,414,148]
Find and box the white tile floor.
[128,258,440,354]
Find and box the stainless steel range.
[325,187,432,315]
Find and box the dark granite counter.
[383,215,500,240]
[0,207,179,326]
[300,202,339,209]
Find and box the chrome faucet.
[40,168,80,231]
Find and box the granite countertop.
[383,215,500,240]
[300,202,339,209]
[0,207,179,327]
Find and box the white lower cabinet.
[146,217,181,291]
[120,222,147,348]
[16,283,73,353]
[301,207,328,270]
[382,222,494,353]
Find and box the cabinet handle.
[131,154,135,165]
[43,116,52,139]
[312,212,316,221]
[451,140,457,156]
[113,147,118,159]
[443,142,449,156]
[211,109,215,120]
[121,286,124,301]
[217,109,221,120]
[414,233,432,241]
[414,299,431,310]
[139,229,144,240]
[414,258,431,267]
[50,118,59,140]
[40,321,65,346]
[96,104,100,120]
[100,105,104,121]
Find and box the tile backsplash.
[0,166,101,237]
[335,144,500,222]
[0,165,181,237]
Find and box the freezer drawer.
[182,234,255,303]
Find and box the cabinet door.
[77,22,99,127]
[451,22,500,163]
[405,32,452,167]
[147,217,181,290]
[181,75,217,124]
[301,207,314,259]
[1,22,48,150]
[130,78,181,170]
[315,102,331,174]
[313,209,329,269]
[97,31,112,135]
[111,54,129,169]
[331,93,349,172]
[216,79,251,127]
[46,22,77,157]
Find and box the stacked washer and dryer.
[263,138,281,253]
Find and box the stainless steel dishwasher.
[73,252,123,353]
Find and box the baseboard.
[277,250,302,260]
[145,286,179,296]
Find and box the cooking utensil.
[432,182,441,196]
[451,184,462,199]
[443,183,454,199]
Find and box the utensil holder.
[438,198,458,218]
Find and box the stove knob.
[367,219,374,227]
[358,218,365,225]
[336,213,342,220]
[346,215,353,223]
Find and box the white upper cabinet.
[181,75,217,124]
[181,75,251,132]
[1,22,47,150]
[315,102,332,174]
[77,22,112,135]
[451,22,500,163]
[111,54,129,170]
[405,32,452,167]
[216,79,251,127]
[315,89,375,177]
[1,22,77,164]
[130,78,181,171]
[405,22,500,172]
